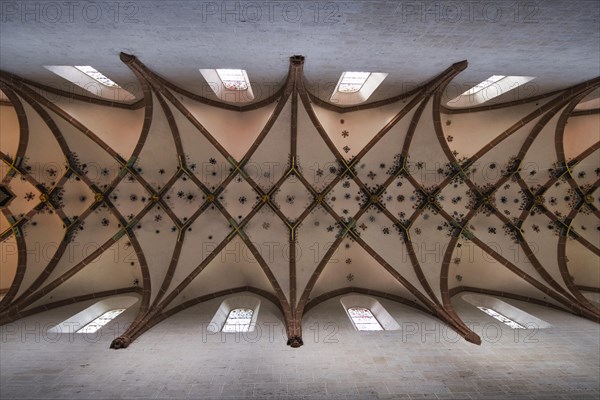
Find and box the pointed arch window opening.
[44,65,135,101]
[477,306,525,329]
[216,69,250,91]
[330,71,388,104]
[448,75,536,106]
[338,71,371,93]
[462,75,506,95]
[74,66,121,88]
[200,68,255,102]
[222,308,254,332]
[76,308,126,333]
[347,307,384,331]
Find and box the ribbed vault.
[0,54,598,348]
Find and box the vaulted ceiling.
[1,50,598,348]
[0,1,599,348]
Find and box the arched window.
[330,71,388,105]
[477,306,525,329]
[347,307,383,331]
[341,295,400,332]
[199,68,255,102]
[206,296,261,333]
[216,69,249,91]
[447,75,535,107]
[44,66,135,101]
[337,71,371,93]
[76,308,126,333]
[461,293,551,330]
[222,308,254,332]
[48,295,139,335]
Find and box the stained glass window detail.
[222,308,253,332]
[216,69,249,90]
[77,309,125,333]
[348,307,383,331]
[338,72,371,93]
[477,306,525,329]
[74,66,121,88]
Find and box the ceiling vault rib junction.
[105,54,298,347]
[434,85,600,324]
[0,54,598,349]
[554,94,600,314]
[290,60,482,344]
[0,60,157,326]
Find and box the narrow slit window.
[216,69,249,91]
[338,72,371,93]
[477,306,525,329]
[348,307,383,331]
[222,308,253,332]
[74,66,121,88]
[77,308,125,333]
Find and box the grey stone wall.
[1,293,598,399]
